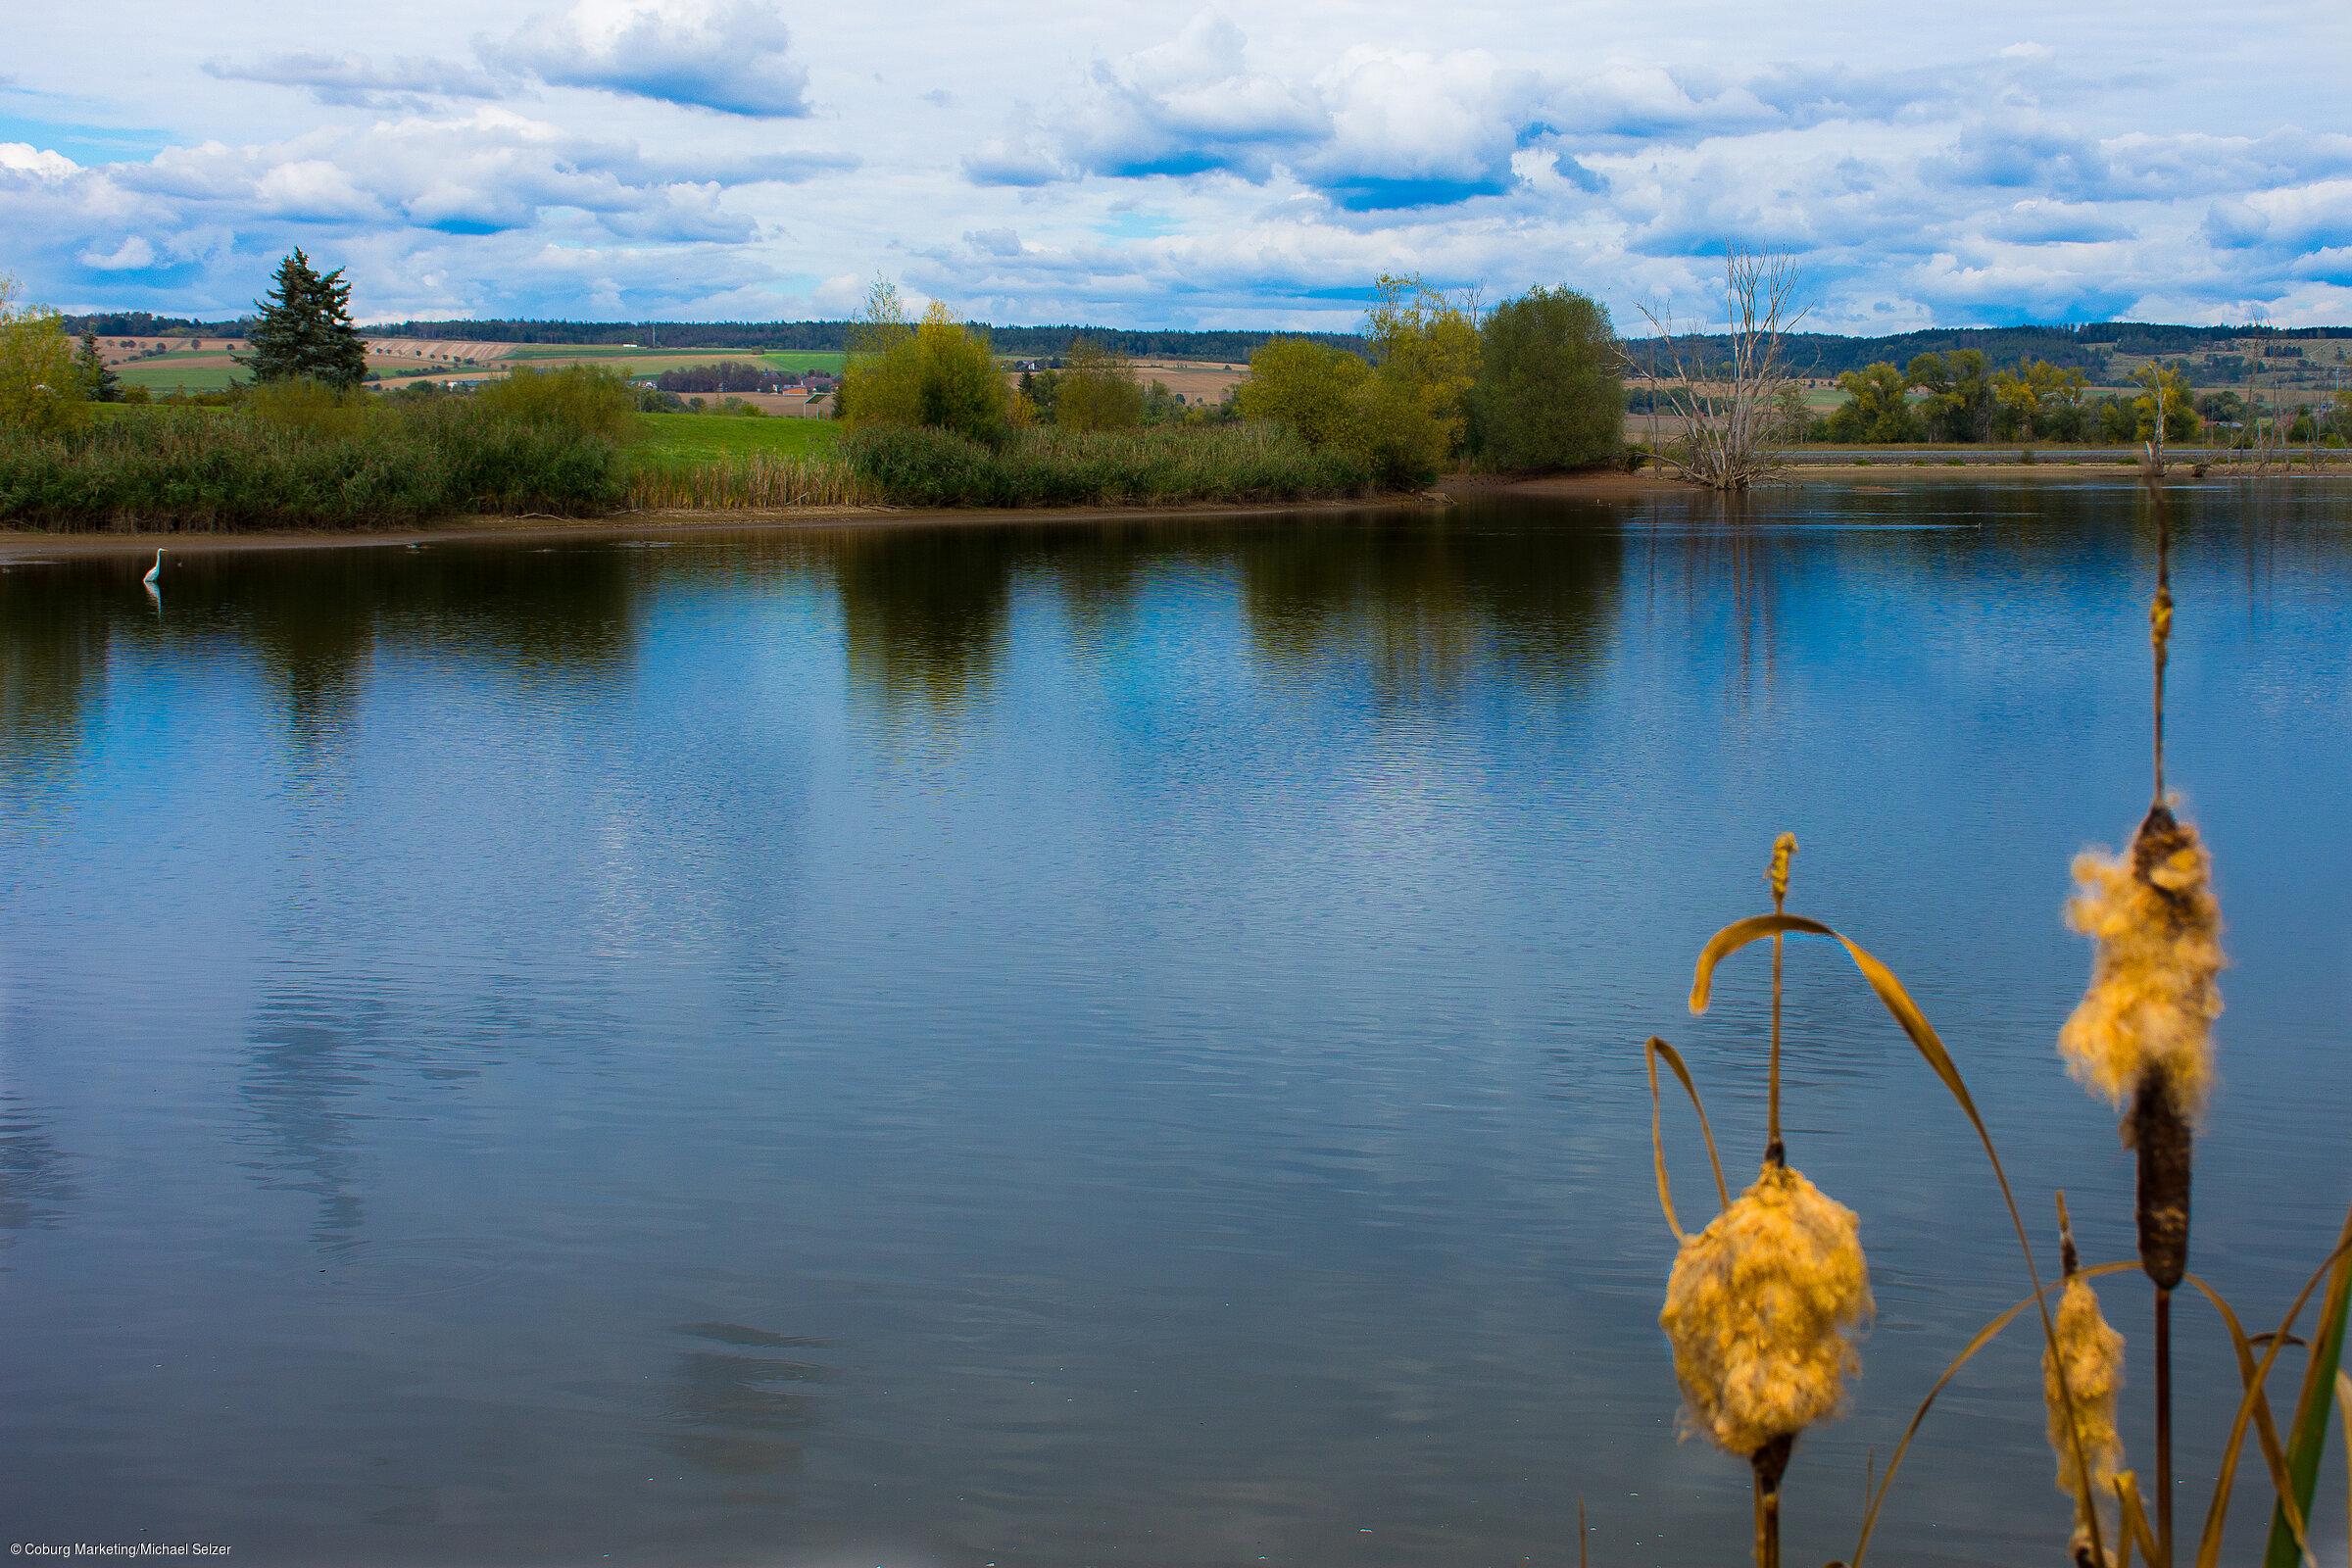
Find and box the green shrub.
[474,364,639,443]
[1471,285,1620,470]
[844,421,1374,507]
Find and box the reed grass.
[624,451,864,509]
[0,401,621,528]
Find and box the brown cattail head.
[2132,1072,2193,1289]
[2058,804,2224,1122]
[1659,1161,1874,1460]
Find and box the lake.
[3,477,2348,1567]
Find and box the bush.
[1235,340,1369,450]
[1470,285,1621,470]
[844,421,1375,507]
[1053,339,1146,432]
[839,295,1006,444]
[250,377,369,441]
[0,276,87,436]
[474,364,639,443]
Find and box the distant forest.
[59,310,2347,376]
[1626,322,2349,381]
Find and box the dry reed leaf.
[2194,1236,2352,1568]
[2182,1271,2309,1561]
[2114,1471,2163,1568]
[1645,1036,1730,1241]
[1849,1260,2135,1568]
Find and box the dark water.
[3,478,2348,1568]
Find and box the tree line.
[833,274,1623,484]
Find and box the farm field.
[499,346,846,376]
[113,351,245,392]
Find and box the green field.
[628,412,841,468]
[115,355,243,392]
[500,346,845,374]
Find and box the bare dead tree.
[1633,246,1808,490]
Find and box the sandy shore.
[4,463,2339,563]
[0,493,1456,562]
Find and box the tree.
[1357,273,1480,482]
[1826,362,1923,443]
[1992,358,2084,441]
[242,249,368,389]
[2131,364,2196,454]
[0,273,87,433]
[74,330,122,403]
[1235,339,1370,449]
[1053,338,1146,432]
[1634,246,1808,488]
[1470,285,1621,470]
[838,285,1006,443]
[1906,350,1993,442]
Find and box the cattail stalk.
[1658,836,1869,1568]
[2057,503,2222,1567]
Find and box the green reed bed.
[624,450,864,509]
[0,402,621,529]
[842,421,1378,508]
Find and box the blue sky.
[3,0,2348,331]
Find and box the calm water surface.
[3,478,2348,1568]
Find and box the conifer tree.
[241,249,368,389]
[75,330,121,402]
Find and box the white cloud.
[202,52,505,109]
[1,142,79,181]
[483,0,811,117]
[78,235,155,270]
[4,0,2350,326]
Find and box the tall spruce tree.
[74,330,122,402]
[241,249,368,389]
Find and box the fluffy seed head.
[1659,1160,1874,1458]
[2058,810,2223,1118]
[2043,1273,2127,1511]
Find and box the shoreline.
[4,463,2343,561]
[0,492,1448,562]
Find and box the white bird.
[142,548,164,586]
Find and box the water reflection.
[1239,508,1625,696]
[662,1323,833,1482]
[238,991,388,1241]
[0,567,109,793]
[828,528,1014,710]
[0,1097,77,1246]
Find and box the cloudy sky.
[3,0,2348,331]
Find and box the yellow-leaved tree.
[1234,339,1369,449]
[1053,338,1145,432]
[0,274,88,434]
[1357,273,1480,482]
[1236,274,1479,484]
[838,278,1006,443]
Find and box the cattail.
[2059,804,2222,1289]
[2060,797,2222,1565]
[2045,1201,2127,1562]
[1660,1159,1875,1461]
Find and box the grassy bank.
[2,398,1383,529]
[0,402,620,529]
